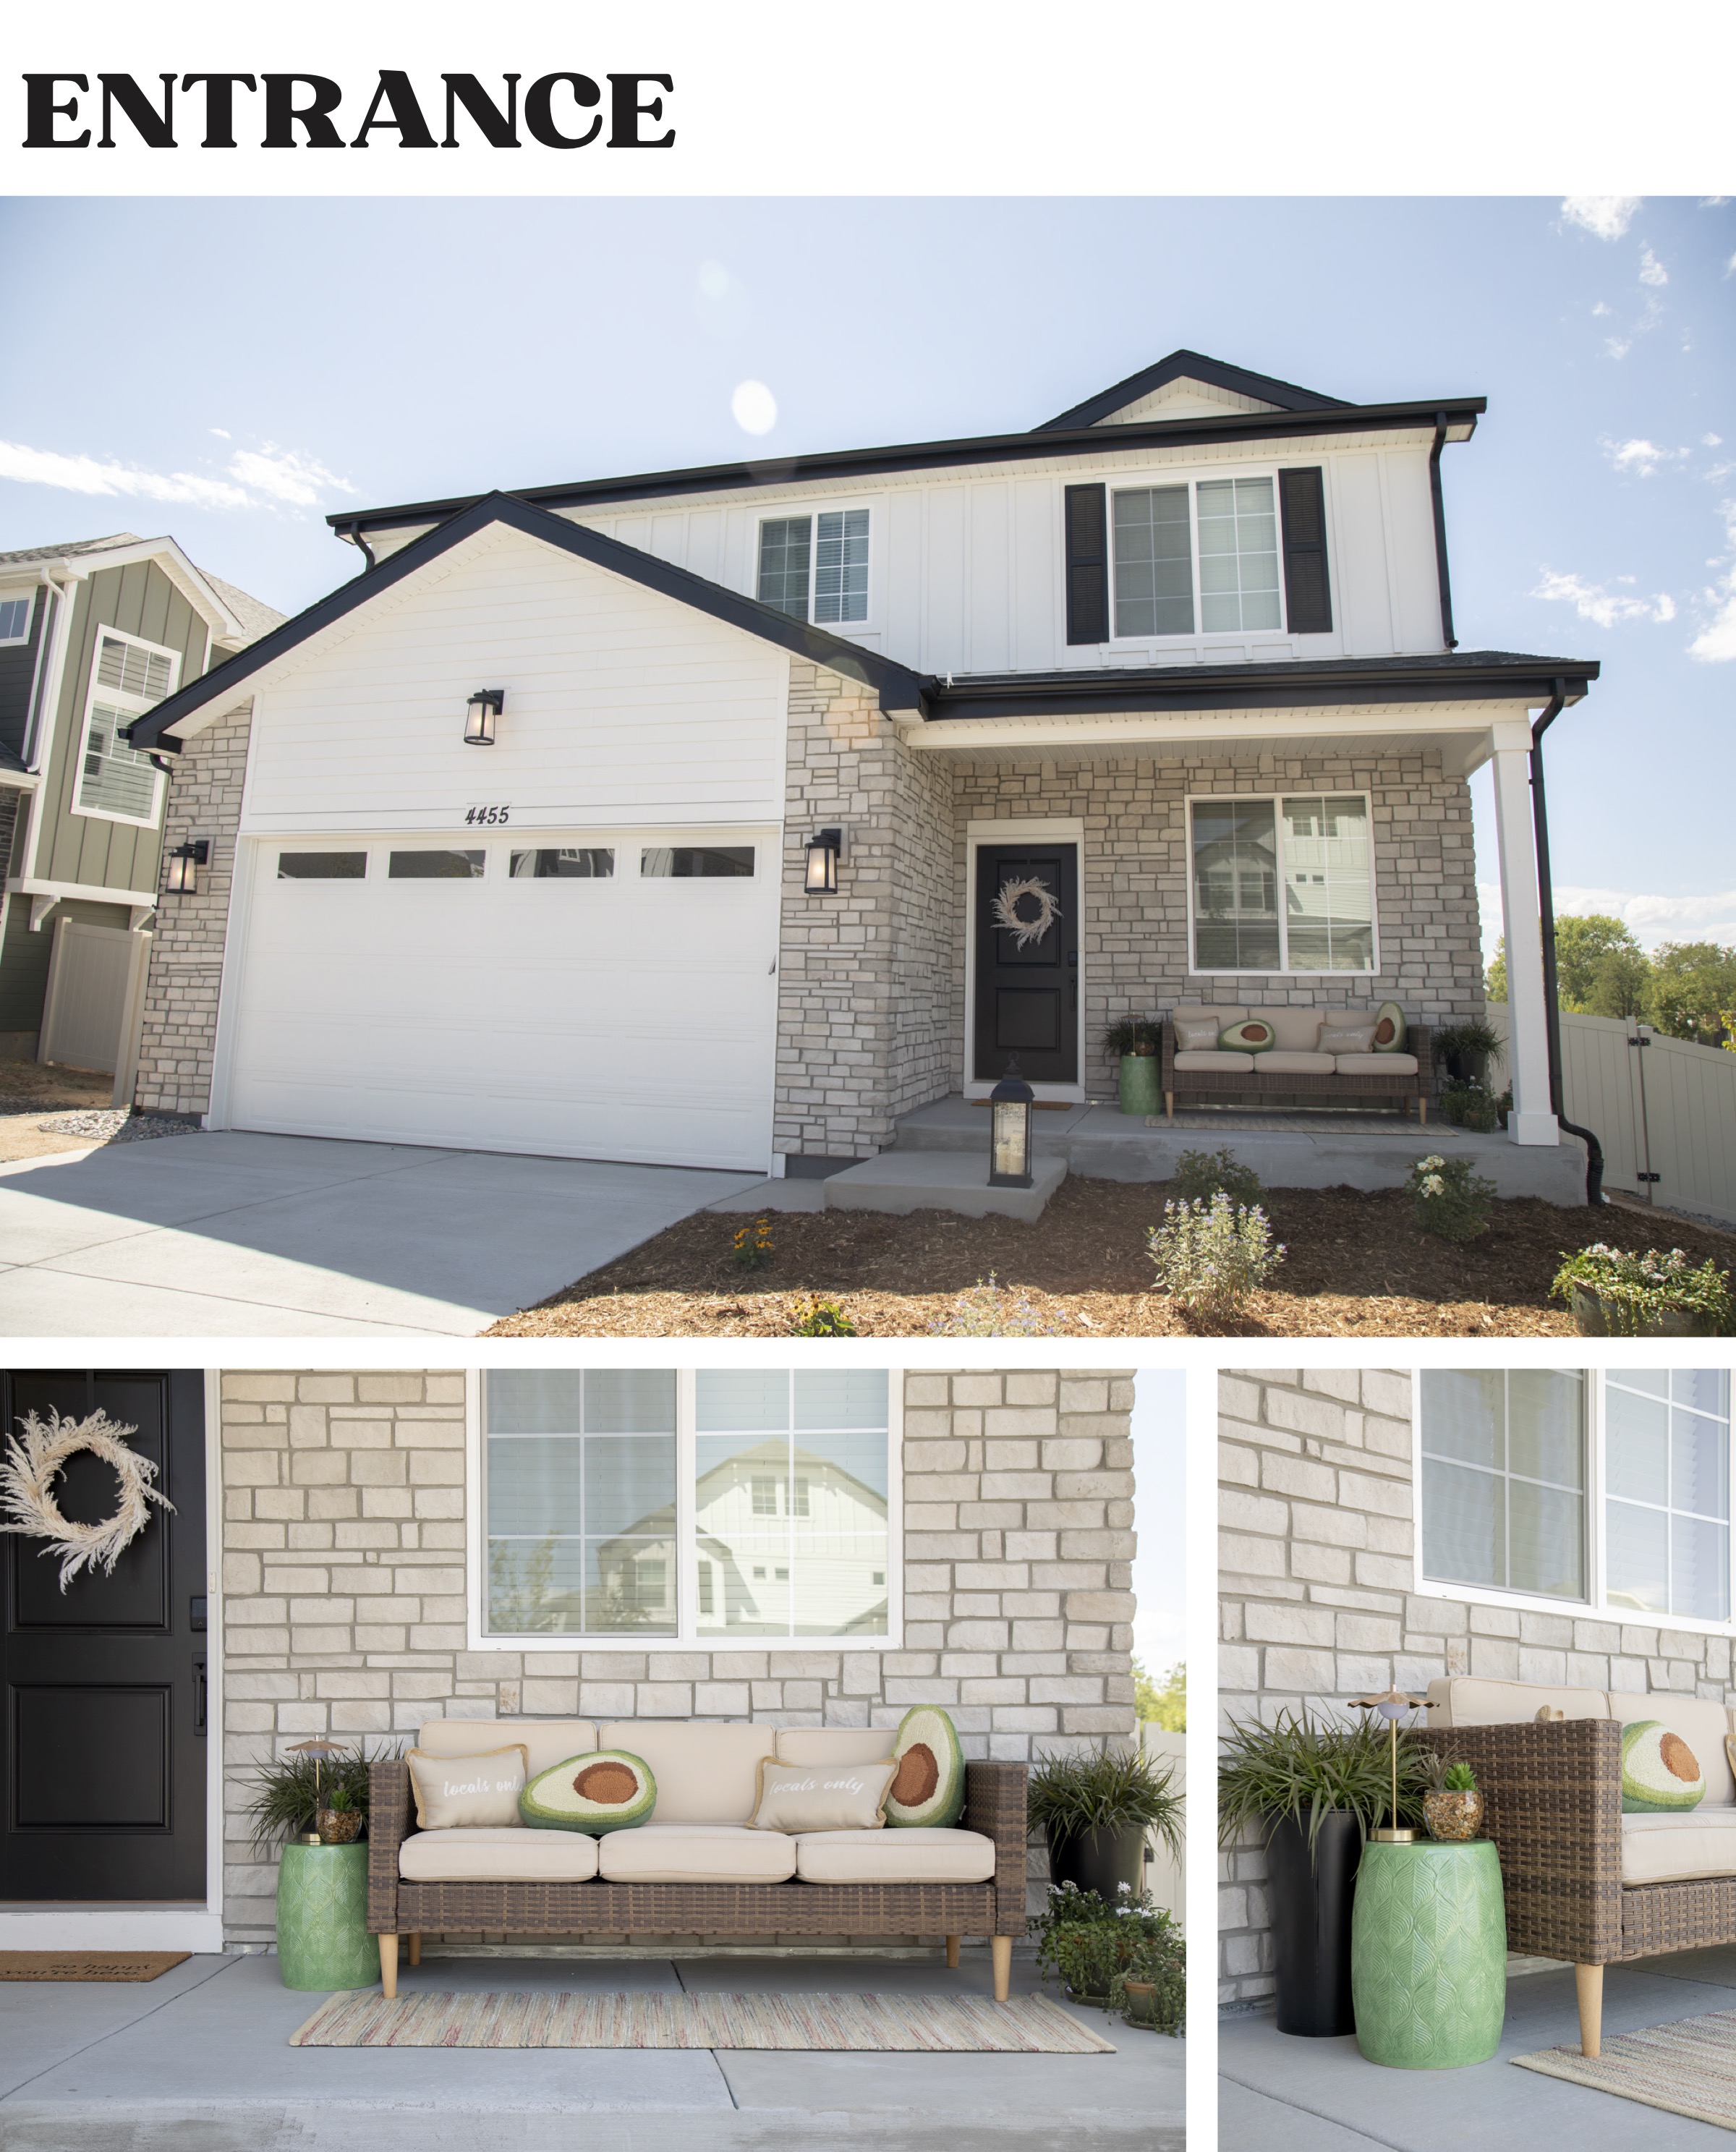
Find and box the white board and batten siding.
[1489,1004,1736,1227]
[214,527,789,1171]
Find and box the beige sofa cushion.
[776,1729,896,1767]
[597,1721,776,1824]
[1256,1051,1336,1076]
[597,1822,796,1883]
[1609,1693,1735,1806]
[1426,1677,1610,1727]
[418,1718,598,1777]
[1254,1008,1326,1052]
[1331,1052,1418,1076]
[794,1828,997,1884]
[1173,1050,1255,1071]
[400,1826,600,1884]
[1622,1808,1736,1886]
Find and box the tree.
[1584,947,1654,1020]
[1552,914,1645,1011]
[1484,938,1507,1004]
[1646,942,1736,1047]
[1133,1658,1185,1730]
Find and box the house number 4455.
[464,805,511,826]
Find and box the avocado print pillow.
[521,1751,656,1834]
[885,1705,966,1829]
[1621,1721,1705,1812]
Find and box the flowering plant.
[1030,1881,1185,2030]
[1147,1193,1285,1320]
[730,1214,774,1269]
[1404,1154,1497,1241]
[1552,1243,1731,1335]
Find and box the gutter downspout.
[341,522,376,574]
[1429,413,1458,650]
[1530,676,1604,1206]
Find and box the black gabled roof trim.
[1034,350,1352,432]
[326,397,1486,540]
[129,493,932,752]
[925,651,1599,723]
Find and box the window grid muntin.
[1607,1369,1732,1620]
[1186,791,1377,975]
[75,628,178,825]
[1107,469,1288,643]
[757,509,871,626]
[1420,1369,1588,1602]
[757,516,813,619]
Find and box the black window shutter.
[1279,467,1332,633]
[1063,483,1109,645]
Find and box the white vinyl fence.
[38,919,152,1105]
[1140,1724,1186,1929]
[1489,1004,1736,1225]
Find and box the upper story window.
[0,595,32,645]
[757,509,869,625]
[1188,792,1374,974]
[1419,1368,1734,1628]
[76,629,179,825]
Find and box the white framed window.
[1186,791,1376,974]
[73,627,179,826]
[1111,472,1282,640]
[756,508,870,625]
[1416,1366,1735,1634]
[475,1368,901,1651]
[0,595,33,645]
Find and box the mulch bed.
[485,1180,1735,1338]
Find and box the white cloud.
[209,427,231,440]
[1591,300,1611,317]
[1562,195,1641,239]
[731,379,777,436]
[0,440,251,511]
[1603,437,1688,477]
[1604,291,1664,360]
[1688,500,1736,661]
[1532,568,1676,627]
[1638,246,1669,286]
[226,445,355,507]
[1478,880,1736,955]
[1706,435,1725,448]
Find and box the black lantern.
[988,1058,1034,1188]
[804,827,842,893]
[464,689,505,746]
[164,839,209,894]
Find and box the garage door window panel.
[388,850,485,880]
[509,849,615,879]
[640,846,755,878]
[276,851,367,880]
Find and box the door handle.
[193,1657,207,1735]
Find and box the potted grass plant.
[1432,1019,1505,1089]
[1102,1017,1162,1117]
[1217,1707,1429,2038]
[1027,1745,1182,1902]
[247,1738,394,1992]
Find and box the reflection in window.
[1607,1369,1730,1620]
[1112,486,1194,638]
[278,851,367,880]
[1190,794,1375,974]
[388,850,485,879]
[1191,799,1279,972]
[1281,796,1373,972]
[509,849,614,878]
[640,847,754,878]
[1421,1369,1586,1600]
[1197,476,1281,631]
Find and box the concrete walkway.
[1220,1948,1736,2148]
[0,1947,1182,2151]
[0,1132,759,1336]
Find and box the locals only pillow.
[749,1758,897,1833]
[520,1751,657,1834]
[1173,1016,1222,1052]
[1319,1020,1379,1055]
[1622,1721,1705,1812]
[407,1743,529,1830]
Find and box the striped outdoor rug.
[290,1989,1114,2053]
[1513,2007,1736,2128]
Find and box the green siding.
[38,561,210,894]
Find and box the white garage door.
[222,831,782,1170]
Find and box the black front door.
[973,843,1079,1084]
[1,1371,206,1900]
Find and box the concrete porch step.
[822,1149,1067,1221]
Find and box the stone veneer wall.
[775,661,955,1160]
[1217,1366,1736,2010]
[956,748,1484,1102]
[132,699,253,1118]
[220,1367,1136,1949]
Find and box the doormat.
[291,1989,1115,2052]
[1513,2007,1736,2129]
[0,1952,190,1982]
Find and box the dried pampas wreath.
[0,1409,174,1591]
[992,875,1062,950]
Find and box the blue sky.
[1131,1369,1186,1679]
[1,195,1730,947]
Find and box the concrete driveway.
[0,1131,760,1336]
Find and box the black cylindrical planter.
[1263,1809,1361,2037]
[1047,1821,1146,1902]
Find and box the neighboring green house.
[0,533,281,1073]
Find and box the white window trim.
[1184,789,1381,978]
[1106,463,1289,645]
[0,592,34,647]
[70,624,179,830]
[465,1368,905,1654]
[1410,1366,1736,1641]
[754,500,877,631]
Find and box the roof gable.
[1034,350,1351,432]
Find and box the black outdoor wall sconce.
[464,689,505,746]
[804,827,843,894]
[164,839,210,895]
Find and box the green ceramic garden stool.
[1350,1838,1505,2068]
[276,1841,380,1991]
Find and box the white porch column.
[1489,742,1558,1145]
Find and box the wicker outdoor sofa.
[1418,1675,1736,2058]
[1159,1004,1431,1122]
[367,1718,1030,2000]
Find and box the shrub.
[1170,1144,1264,1208]
[1146,1194,1285,1318]
[1432,1019,1505,1070]
[1440,1080,1499,1133]
[788,1296,857,1337]
[925,1272,1065,1337]
[1405,1154,1497,1241]
[1217,1706,1431,1850]
[1026,1747,1183,1860]
[1552,1243,1732,1335]
[1102,1017,1160,1060]
[1031,1882,1186,2032]
[730,1215,773,1269]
